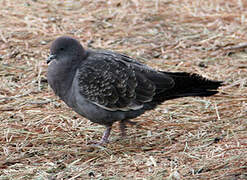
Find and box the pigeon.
[47,36,222,145]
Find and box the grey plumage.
[47,36,222,144]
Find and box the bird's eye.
[60,47,64,51]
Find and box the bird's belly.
[72,96,126,125]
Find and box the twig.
[224,42,247,50]
[0,90,33,101]
[215,103,221,121]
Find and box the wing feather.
[78,51,157,111]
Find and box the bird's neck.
[48,60,78,101]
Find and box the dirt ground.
[0,0,247,179]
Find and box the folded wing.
[77,52,161,111]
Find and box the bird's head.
[47,36,86,64]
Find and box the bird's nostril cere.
[46,54,56,64]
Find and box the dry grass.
[0,0,247,179]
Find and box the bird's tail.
[153,72,223,102]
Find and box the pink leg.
[98,126,112,145]
[120,120,137,137]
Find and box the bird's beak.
[46,54,56,64]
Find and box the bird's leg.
[125,119,137,125]
[99,126,112,145]
[119,120,137,137]
[120,120,127,137]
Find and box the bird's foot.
[87,126,111,146]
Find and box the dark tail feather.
[153,72,223,102]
